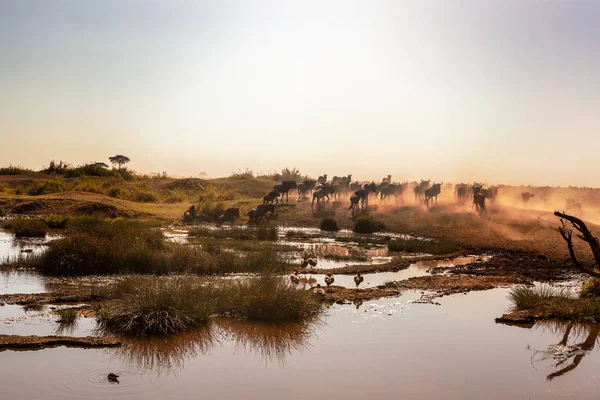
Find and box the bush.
[319,218,340,232]
[387,239,459,255]
[27,180,66,196]
[581,278,600,298]
[97,276,219,336]
[257,225,278,241]
[353,215,383,234]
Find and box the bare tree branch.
[554,211,600,278]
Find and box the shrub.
[107,187,122,198]
[353,215,383,234]
[97,276,219,336]
[387,239,459,255]
[27,180,66,196]
[319,218,340,232]
[257,225,278,241]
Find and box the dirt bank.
[0,291,102,306]
[0,334,121,351]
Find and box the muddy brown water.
[2,289,600,399]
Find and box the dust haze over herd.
[1,1,599,187]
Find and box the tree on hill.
[109,155,130,170]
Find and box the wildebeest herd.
[183,174,586,224]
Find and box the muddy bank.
[385,275,529,296]
[0,334,121,351]
[431,250,577,281]
[298,253,464,275]
[0,290,102,305]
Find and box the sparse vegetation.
[509,285,600,322]
[97,273,323,336]
[1,218,47,237]
[581,278,600,298]
[0,165,31,175]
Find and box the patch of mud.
[387,275,529,297]
[0,334,120,351]
[0,290,102,305]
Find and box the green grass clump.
[221,273,324,322]
[97,276,219,336]
[509,285,600,322]
[319,218,340,232]
[1,218,47,237]
[353,215,383,234]
[580,278,600,298]
[45,215,70,229]
[56,308,78,324]
[387,239,459,255]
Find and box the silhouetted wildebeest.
[380,182,407,205]
[349,182,363,191]
[521,192,535,207]
[312,185,335,205]
[349,194,360,211]
[414,179,431,202]
[472,185,486,212]
[183,205,196,224]
[424,182,442,208]
[382,175,392,185]
[217,208,240,225]
[455,183,468,203]
[317,174,328,185]
[274,181,297,203]
[263,191,280,205]
[482,186,499,204]
[248,204,275,222]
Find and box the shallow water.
[301,256,488,289]
[0,304,96,337]
[0,230,49,261]
[2,289,600,399]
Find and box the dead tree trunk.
[554,211,600,278]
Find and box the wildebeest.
[482,186,499,204]
[363,182,378,200]
[274,181,297,203]
[217,208,240,225]
[414,179,431,202]
[382,175,392,185]
[349,182,363,191]
[472,185,486,212]
[424,182,442,207]
[183,205,196,224]
[312,185,335,205]
[263,190,280,205]
[317,174,328,185]
[521,192,535,207]
[455,183,468,203]
[349,194,360,211]
[380,182,407,205]
[248,204,275,222]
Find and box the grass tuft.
[353,215,383,234]
[319,218,340,232]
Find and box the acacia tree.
[554,211,600,278]
[109,155,130,170]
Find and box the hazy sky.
[1,1,599,185]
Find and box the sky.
[1,0,599,186]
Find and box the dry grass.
[509,285,600,322]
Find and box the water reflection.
[529,320,600,381]
[217,317,321,365]
[112,317,322,375]
[113,327,217,376]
